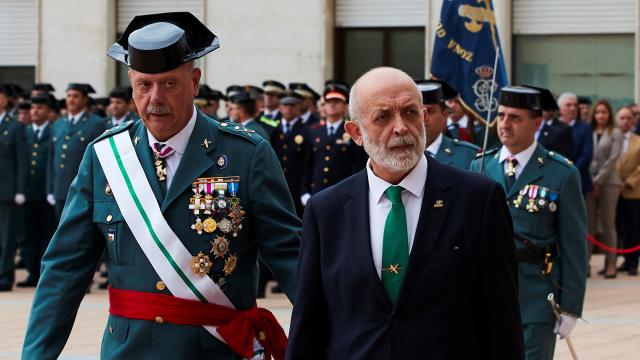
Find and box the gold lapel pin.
[202,139,212,148]
[434,200,444,208]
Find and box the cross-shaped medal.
[202,139,211,148]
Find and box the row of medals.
[188,176,245,288]
[513,184,559,213]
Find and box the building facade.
[1,0,638,109]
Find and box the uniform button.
[61,154,66,159]
[221,123,228,127]
[33,144,38,148]
[64,136,70,141]
[59,164,65,169]
[30,170,35,175]
[324,156,330,161]
[31,160,36,165]
[310,183,315,188]
[323,179,329,184]
[156,281,166,291]
[32,152,37,156]
[106,214,113,222]
[325,145,331,150]
[323,167,329,173]
[282,156,288,161]
[62,144,67,149]
[283,144,288,149]
[155,316,164,324]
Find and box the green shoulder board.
[546,150,573,167]
[453,138,481,151]
[475,146,500,158]
[218,122,261,145]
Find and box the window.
[0,66,35,91]
[514,34,635,110]
[335,28,425,85]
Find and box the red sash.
[109,286,287,360]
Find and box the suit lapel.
[131,123,164,206]
[484,152,507,191]
[507,145,545,198]
[161,113,217,212]
[394,157,451,312]
[346,171,393,312]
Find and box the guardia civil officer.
[289,82,321,128]
[23,12,300,360]
[17,94,57,288]
[105,87,137,128]
[525,85,574,160]
[418,80,479,169]
[0,84,28,291]
[46,83,106,221]
[227,91,270,139]
[470,86,588,360]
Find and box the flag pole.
[478,46,501,174]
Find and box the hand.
[46,194,56,206]
[300,193,311,207]
[14,193,25,205]
[554,314,578,339]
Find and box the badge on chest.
[512,184,558,213]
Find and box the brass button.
[64,136,70,141]
[325,145,331,150]
[30,170,35,175]
[323,167,329,173]
[61,154,66,159]
[32,152,37,156]
[282,156,288,161]
[33,143,38,148]
[59,164,65,169]
[283,144,288,149]
[156,281,166,291]
[323,179,329,184]
[62,144,67,149]
[258,331,266,341]
[31,160,36,165]
[154,316,164,324]
[106,214,113,222]
[324,156,330,161]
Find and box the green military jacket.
[46,112,106,201]
[25,123,52,201]
[23,112,301,359]
[243,119,270,140]
[470,144,587,324]
[0,113,27,201]
[433,135,480,170]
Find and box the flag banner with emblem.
[430,0,509,124]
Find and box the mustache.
[387,134,416,148]
[146,103,173,115]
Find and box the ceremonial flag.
[430,0,508,124]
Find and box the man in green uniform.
[23,12,299,360]
[105,87,137,129]
[0,84,27,291]
[228,91,270,140]
[46,82,106,221]
[417,80,479,170]
[470,86,588,360]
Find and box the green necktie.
[381,185,409,304]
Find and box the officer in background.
[0,83,27,291]
[30,83,55,97]
[228,91,270,139]
[221,85,243,122]
[17,94,56,288]
[17,102,33,125]
[290,82,321,128]
[418,80,480,170]
[195,84,224,120]
[257,80,285,135]
[46,83,106,221]
[105,87,137,128]
[300,82,365,205]
[525,85,574,160]
[470,86,587,360]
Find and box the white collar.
[326,119,343,131]
[266,109,279,117]
[0,111,6,123]
[281,117,299,128]
[32,121,49,132]
[426,133,443,156]
[447,115,468,128]
[69,109,86,123]
[301,111,312,123]
[366,153,428,205]
[112,113,129,124]
[241,118,254,127]
[569,119,577,127]
[147,105,198,156]
[499,140,538,168]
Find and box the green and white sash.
[94,131,240,344]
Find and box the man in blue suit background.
[558,92,592,195]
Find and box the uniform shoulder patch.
[454,140,481,151]
[93,120,135,143]
[546,150,573,167]
[218,122,261,145]
[475,146,499,158]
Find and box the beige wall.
[204,0,329,94]
[38,0,116,98]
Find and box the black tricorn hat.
[196,84,213,100]
[289,82,316,100]
[522,84,558,111]
[225,85,243,97]
[67,83,96,95]
[229,91,254,104]
[31,94,57,108]
[107,12,220,74]
[426,79,458,100]
[57,99,67,110]
[18,101,31,110]
[415,80,444,105]
[109,86,132,101]
[32,83,55,93]
[499,86,541,111]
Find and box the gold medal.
[203,218,217,233]
[223,254,238,276]
[210,235,230,258]
[191,218,204,235]
[190,252,212,277]
[294,135,304,145]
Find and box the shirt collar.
[301,111,311,123]
[241,118,254,127]
[499,140,538,168]
[281,117,299,128]
[426,133,443,156]
[569,119,576,127]
[367,153,428,205]
[0,111,6,123]
[147,105,198,156]
[327,119,343,131]
[447,115,468,128]
[112,113,129,124]
[69,109,86,124]
[32,121,49,132]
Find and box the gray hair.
[557,92,577,107]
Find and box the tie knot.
[506,155,518,166]
[153,143,175,158]
[385,186,404,203]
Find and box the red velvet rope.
[587,234,640,254]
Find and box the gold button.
[323,167,329,173]
[106,214,113,222]
[325,145,331,150]
[31,160,36,165]
[61,154,66,159]
[323,179,329,184]
[32,152,37,156]
[33,143,38,148]
[156,281,166,291]
[154,316,164,324]
[30,170,35,175]
[258,331,266,341]
[283,144,288,149]
[62,144,67,149]
[65,136,70,141]
[324,156,330,161]
[59,164,65,169]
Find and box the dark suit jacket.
[0,114,27,201]
[25,124,52,201]
[570,120,593,193]
[287,157,524,360]
[538,118,574,160]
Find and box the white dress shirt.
[281,117,299,134]
[498,141,538,179]
[426,133,443,157]
[367,154,428,278]
[32,122,49,139]
[622,131,631,155]
[68,110,86,125]
[147,106,197,189]
[447,114,469,129]
[326,119,343,136]
[111,113,129,127]
[241,118,254,127]
[301,110,312,124]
